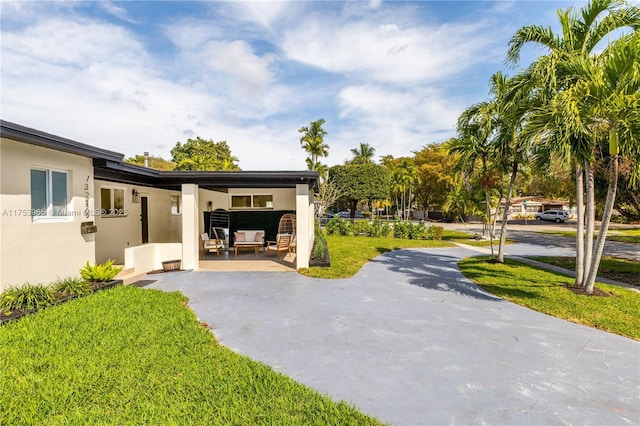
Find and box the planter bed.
[0,279,123,325]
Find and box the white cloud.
[332,84,461,163]
[281,13,495,84]
[201,40,276,94]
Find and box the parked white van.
[534,210,569,223]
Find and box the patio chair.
[200,232,224,256]
[265,234,292,259]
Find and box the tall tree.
[413,143,457,215]
[171,137,240,171]
[299,119,329,171]
[508,0,639,293]
[329,164,391,218]
[349,143,376,164]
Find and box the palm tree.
[392,158,417,221]
[350,143,376,164]
[299,119,329,171]
[489,72,535,263]
[507,0,639,292]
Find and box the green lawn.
[301,232,515,279]
[537,228,640,244]
[458,257,640,340]
[301,235,454,278]
[0,286,380,425]
[531,256,640,287]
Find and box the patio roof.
[1,119,319,191]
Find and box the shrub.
[80,260,122,282]
[325,217,352,236]
[312,219,328,261]
[393,221,410,239]
[53,276,92,296]
[352,220,371,236]
[366,219,390,237]
[0,283,55,312]
[430,225,444,241]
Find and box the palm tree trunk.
[584,157,619,294]
[583,161,595,289]
[483,189,495,259]
[498,161,518,263]
[575,162,585,287]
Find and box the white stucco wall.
[0,138,96,291]
[94,181,181,264]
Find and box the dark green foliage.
[312,221,328,261]
[171,136,240,171]
[329,164,391,213]
[80,260,122,282]
[53,277,92,296]
[324,218,439,240]
[0,283,55,312]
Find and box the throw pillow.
[254,231,264,242]
[234,232,246,242]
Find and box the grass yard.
[458,257,640,340]
[532,256,640,287]
[0,286,380,425]
[301,234,454,278]
[537,228,640,244]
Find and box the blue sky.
[1,0,586,170]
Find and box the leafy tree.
[508,0,639,293]
[349,143,376,164]
[299,119,329,171]
[328,164,391,218]
[171,137,240,171]
[125,155,175,171]
[413,143,457,216]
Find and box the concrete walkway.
[147,246,640,425]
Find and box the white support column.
[181,183,199,270]
[295,183,313,269]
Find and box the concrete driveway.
[147,246,639,425]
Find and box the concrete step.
[115,267,148,285]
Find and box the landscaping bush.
[80,260,122,282]
[0,283,55,312]
[53,277,92,297]
[312,219,328,261]
[325,217,352,236]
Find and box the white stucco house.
[0,120,319,292]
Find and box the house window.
[30,168,69,219]
[171,194,181,215]
[100,187,126,216]
[231,195,273,209]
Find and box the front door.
[141,196,149,243]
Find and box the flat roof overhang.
[2,119,319,191]
[93,159,320,192]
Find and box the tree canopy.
[125,155,175,171]
[170,137,240,171]
[328,164,391,217]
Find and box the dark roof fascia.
[1,120,123,162]
[93,159,161,188]
[158,170,320,190]
[94,161,320,191]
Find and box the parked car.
[336,210,365,219]
[534,210,569,223]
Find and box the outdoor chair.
[200,232,225,256]
[265,234,292,258]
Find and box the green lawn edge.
[300,231,504,279]
[0,286,381,425]
[458,256,640,340]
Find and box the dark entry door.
[141,196,149,243]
